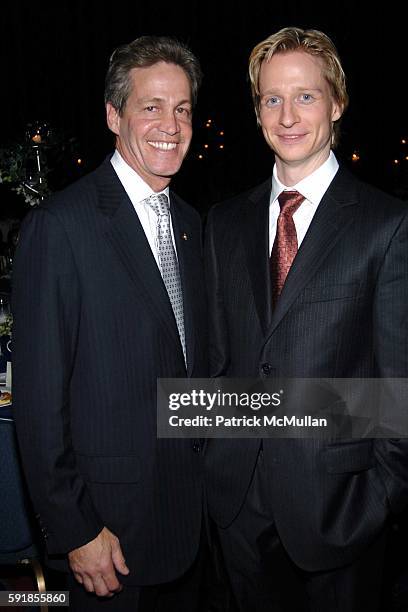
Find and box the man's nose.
[159,110,180,135]
[279,100,300,127]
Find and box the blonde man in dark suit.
[205,27,408,611]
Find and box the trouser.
[217,450,387,612]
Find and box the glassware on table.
[0,294,11,377]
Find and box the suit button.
[261,363,272,376]
[192,441,201,453]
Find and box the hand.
[68,527,130,597]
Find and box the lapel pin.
[181,232,188,241]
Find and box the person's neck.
[115,147,171,192]
[275,151,331,187]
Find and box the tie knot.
[278,190,305,216]
[146,192,169,217]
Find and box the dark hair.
[104,35,202,114]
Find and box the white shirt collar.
[110,150,170,205]
[271,151,339,207]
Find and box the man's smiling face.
[106,61,192,191]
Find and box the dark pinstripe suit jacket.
[12,158,207,585]
[204,165,408,571]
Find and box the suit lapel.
[171,193,197,376]
[267,166,359,337]
[94,159,183,356]
[242,179,273,335]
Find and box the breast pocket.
[323,440,375,474]
[299,283,363,304]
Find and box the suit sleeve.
[373,209,408,513]
[12,207,104,554]
[204,207,230,377]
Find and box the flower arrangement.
[0,121,80,207]
[0,313,12,337]
[0,144,50,206]
[0,121,52,206]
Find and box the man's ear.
[106,102,120,136]
[331,101,342,122]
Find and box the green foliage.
[0,313,12,337]
[0,140,51,206]
[0,124,80,207]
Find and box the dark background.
[1,4,408,608]
[1,1,408,216]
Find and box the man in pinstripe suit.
[205,27,408,611]
[13,36,207,611]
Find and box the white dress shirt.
[110,150,178,268]
[269,151,339,255]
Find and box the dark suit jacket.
[12,158,207,585]
[204,165,408,572]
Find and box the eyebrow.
[176,99,192,106]
[137,96,192,106]
[260,87,323,96]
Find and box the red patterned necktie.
[270,190,305,306]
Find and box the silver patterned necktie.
[145,193,186,364]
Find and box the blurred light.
[219,131,224,136]
[198,154,203,159]
[351,152,360,162]
[402,139,406,144]
[77,158,82,165]
[26,121,50,145]
[204,144,209,149]
[219,145,224,149]
[394,159,399,164]
[207,119,212,123]
[206,124,211,128]
[405,156,408,161]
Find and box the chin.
[153,164,182,177]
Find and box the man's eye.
[299,94,313,103]
[176,107,191,116]
[145,106,157,112]
[265,96,280,107]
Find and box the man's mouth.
[278,134,306,141]
[147,141,178,151]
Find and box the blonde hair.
[249,27,348,147]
